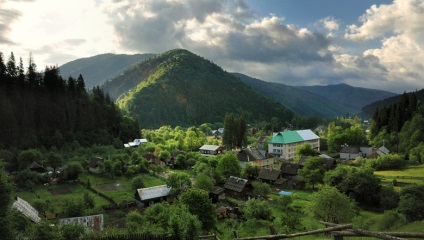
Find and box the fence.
[80,181,118,208]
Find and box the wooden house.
[257,169,282,184]
[87,156,104,174]
[135,185,171,207]
[199,145,224,157]
[223,176,249,199]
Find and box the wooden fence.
[234,222,424,240]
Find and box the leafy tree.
[251,180,272,197]
[61,197,85,218]
[126,210,144,233]
[32,221,61,240]
[17,149,42,170]
[194,173,215,191]
[275,195,293,210]
[379,185,399,211]
[83,192,95,209]
[295,143,317,158]
[168,203,201,239]
[339,167,381,206]
[166,173,192,197]
[398,184,424,222]
[131,175,145,189]
[180,188,216,231]
[33,199,49,218]
[366,154,406,170]
[242,198,272,220]
[309,185,356,223]
[60,223,86,240]
[223,113,247,149]
[298,156,325,190]
[242,164,261,179]
[47,152,63,176]
[0,164,13,239]
[216,152,241,179]
[158,149,170,160]
[62,161,84,180]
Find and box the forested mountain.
[233,73,353,118]
[0,52,139,149]
[59,53,155,89]
[300,84,397,116]
[362,89,424,118]
[102,49,295,129]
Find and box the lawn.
[374,164,424,185]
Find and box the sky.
[1,0,423,93]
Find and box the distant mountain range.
[59,53,155,89]
[59,50,399,123]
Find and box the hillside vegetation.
[59,53,155,89]
[234,73,353,118]
[103,49,295,129]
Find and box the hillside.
[362,89,424,118]
[102,49,295,129]
[59,53,155,89]
[233,73,353,118]
[300,84,397,115]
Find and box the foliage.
[33,199,49,218]
[165,173,191,197]
[398,184,424,222]
[17,149,42,170]
[309,185,356,223]
[131,175,145,190]
[179,188,216,231]
[0,52,139,149]
[193,173,215,191]
[222,113,247,149]
[366,154,406,170]
[60,223,86,240]
[295,143,317,158]
[31,221,62,240]
[251,180,272,197]
[216,152,241,180]
[242,164,261,179]
[242,198,272,220]
[379,184,399,211]
[108,49,294,129]
[62,161,84,180]
[275,195,293,210]
[325,118,367,152]
[0,164,13,239]
[61,197,86,218]
[298,156,325,190]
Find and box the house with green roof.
[268,129,320,160]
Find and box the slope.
[59,53,155,89]
[233,73,353,118]
[300,84,397,115]
[103,49,295,129]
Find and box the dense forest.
[0,52,139,150]
[102,49,295,129]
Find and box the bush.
[366,154,406,170]
[379,210,405,230]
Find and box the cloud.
[344,0,424,92]
[104,0,332,65]
[320,16,339,32]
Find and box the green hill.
[362,89,424,118]
[233,73,353,118]
[301,84,397,116]
[59,53,155,89]
[102,49,295,129]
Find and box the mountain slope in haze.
[362,89,424,118]
[102,49,295,129]
[59,53,155,89]
[233,73,354,118]
[300,84,397,115]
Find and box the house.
[135,185,171,207]
[209,186,226,203]
[237,148,275,169]
[212,128,224,139]
[124,138,148,148]
[87,156,104,173]
[257,169,281,183]
[340,146,361,160]
[268,129,320,160]
[143,153,165,166]
[12,197,41,223]
[27,161,46,173]
[368,146,390,159]
[59,214,104,232]
[199,145,224,157]
[280,162,300,178]
[223,176,250,199]
[274,176,304,190]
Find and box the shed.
[340,146,360,160]
[199,145,224,156]
[135,185,171,207]
[280,162,300,178]
[27,161,46,173]
[87,156,104,173]
[59,214,104,232]
[258,169,281,183]
[223,176,249,198]
[12,197,41,223]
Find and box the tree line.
[0,52,139,150]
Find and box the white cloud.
[344,0,424,92]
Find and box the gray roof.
[296,129,320,141]
[223,176,248,193]
[199,145,221,151]
[59,214,104,232]
[136,185,171,201]
[12,197,41,223]
[258,169,281,181]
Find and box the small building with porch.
[199,145,224,157]
[135,185,171,207]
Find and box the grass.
[374,164,424,185]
